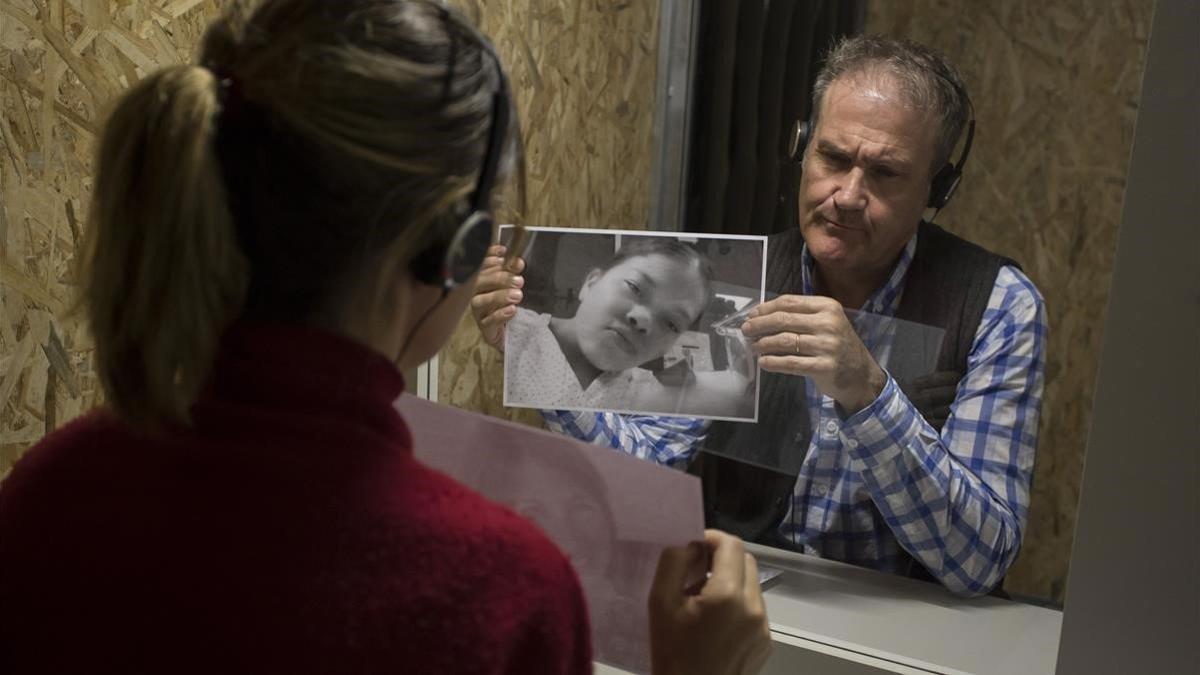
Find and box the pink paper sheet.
[396,395,705,674]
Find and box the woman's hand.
[469,244,525,352]
[649,530,772,675]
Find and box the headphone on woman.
[408,39,510,292]
[788,75,975,212]
[395,14,511,365]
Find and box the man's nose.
[834,168,868,211]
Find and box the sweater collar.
[201,321,410,444]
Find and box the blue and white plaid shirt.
[543,232,1047,597]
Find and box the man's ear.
[579,268,603,301]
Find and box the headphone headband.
[469,58,510,217]
[926,73,974,211]
[411,13,509,291]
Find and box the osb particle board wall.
[0,0,660,476]
[438,1,660,422]
[0,0,229,478]
[867,0,1153,602]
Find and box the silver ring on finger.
[793,333,802,355]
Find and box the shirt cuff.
[840,375,918,470]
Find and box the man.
[472,35,1046,598]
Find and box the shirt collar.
[799,229,919,316]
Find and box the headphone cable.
[395,288,450,371]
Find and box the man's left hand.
[741,295,886,415]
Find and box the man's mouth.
[818,214,864,232]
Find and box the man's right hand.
[649,530,772,675]
[470,244,525,352]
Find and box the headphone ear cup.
[410,211,494,290]
[444,211,494,287]
[927,162,962,210]
[789,120,810,163]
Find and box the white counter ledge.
[597,543,1062,675]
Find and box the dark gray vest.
[689,221,1018,580]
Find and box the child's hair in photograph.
[601,237,712,282]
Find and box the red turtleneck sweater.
[0,323,592,674]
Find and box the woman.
[0,2,769,674]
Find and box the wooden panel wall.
[0,0,661,474]
[438,1,661,422]
[866,0,1153,602]
[0,0,227,478]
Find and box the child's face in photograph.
[574,252,709,372]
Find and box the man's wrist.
[838,363,888,414]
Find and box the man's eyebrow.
[815,139,911,170]
[815,139,850,156]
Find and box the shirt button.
[846,438,859,449]
[814,484,828,497]
[824,420,838,435]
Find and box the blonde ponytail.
[81,65,247,429]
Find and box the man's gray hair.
[810,34,971,176]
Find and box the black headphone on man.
[408,33,509,292]
[787,74,975,212]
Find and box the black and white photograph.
[502,227,767,421]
